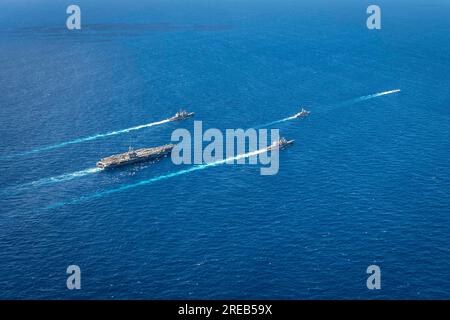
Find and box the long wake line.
[46,147,270,209]
[11,118,172,158]
[45,87,401,208]
[0,167,104,196]
[258,89,401,127]
[12,89,400,158]
[4,88,400,199]
[27,167,103,188]
[353,89,401,102]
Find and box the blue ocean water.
[0,0,449,299]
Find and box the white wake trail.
[263,88,401,127]
[353,89,401,102]
[47,146,271,208]
[15,118,173,157]
[13,167,104,190]
[0,167,104,196]
[31,167,104,186]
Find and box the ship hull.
[96,144,175,169]
[168,112,195,121]
[267,140,294,151]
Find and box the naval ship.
[169,110,195,121]
[293,108,310,118]
[96,144,175,169]
[268,138,294,150]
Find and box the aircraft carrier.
[96,144,175,169]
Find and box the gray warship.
[268,138,294,150]
[293,108,310,118]
[169,110,195,121]
[96,144,175,169]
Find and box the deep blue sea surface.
[0,0,449,299]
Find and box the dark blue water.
[0,0,449,299]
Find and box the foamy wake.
[15,118,172,157]
[7,89,402,201]
[33,167,104,186]
[261,89,401,127]
[0,167,104,196]
[9,167,104,192]
[39,89,401,193]
[46,146,270,208]
[353,89,401,102]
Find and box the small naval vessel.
[169,110,195,121]
[293,108,310,118]
[268,138,294,150]
[96,144,175,169]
